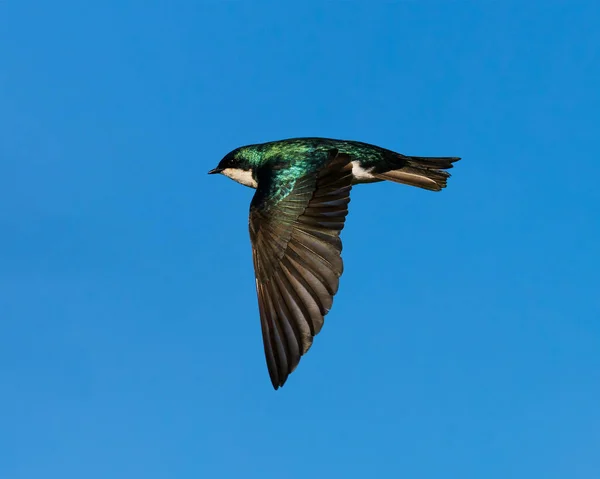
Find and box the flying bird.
[209,137,460,389]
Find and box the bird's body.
[209,137,460,389]
[216,137,455,190]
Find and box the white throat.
[221,168,257,188]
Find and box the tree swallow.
[209,137,460,389]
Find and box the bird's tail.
[372,155,461,192]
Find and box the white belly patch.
[351,161,375,181]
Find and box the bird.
[209,137,460,389]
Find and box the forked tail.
[373,155,461,191]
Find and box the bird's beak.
[208,168,222,175]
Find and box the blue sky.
[1,1,599,478]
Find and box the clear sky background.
[1,1,599,478]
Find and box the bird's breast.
[221,168,258,188]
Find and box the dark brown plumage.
[249,151,352,388]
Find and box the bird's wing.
[249,149,353,389]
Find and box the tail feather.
[373,156,460,192]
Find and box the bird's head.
[208,148,257,188]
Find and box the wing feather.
[249,150,353,388]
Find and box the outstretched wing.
[249,150,353,389]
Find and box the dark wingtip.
[270,375,284,390]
